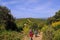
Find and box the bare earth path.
[24,32,43,40]
[33,32,43,40]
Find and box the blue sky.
[0,0,60,18]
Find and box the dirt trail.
[33,32,43,40]
[24,32,43,40]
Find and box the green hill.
[15,18,47,28]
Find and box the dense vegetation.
[0,6,22,40]
[0,6,60,40]
[42,10,60,40]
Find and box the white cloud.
[0,0,59,18]
[13,1,56,18]
[13,1,52,13]
[1,0,38,5]
[19,2,55,13]
[1,0,19,5]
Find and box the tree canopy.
[0,6,17,31]
[47,10,60,24]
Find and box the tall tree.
[47,10,60,24]
[0,6,17,31]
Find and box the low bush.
[41,25,54,40]
[52,21,60,30]
[0,30,24,40]
[53,29,60,40]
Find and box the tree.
[31,23,38,31]
[47,10,60,24]
[0,6,18,31]
[54,10,60,19]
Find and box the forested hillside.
[16,18,47,27]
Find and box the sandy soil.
[24,32,43,40]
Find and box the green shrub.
[0,24,5,31]
[41,25,54,40]
[53,29,60,40]
[0,31,24,40]
[52,21,60,30]
[23,25,30,35]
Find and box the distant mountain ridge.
[15,18,47,26]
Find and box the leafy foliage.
[0,6,18,31]
[41,25,54,40]
[23,24,30,35]
[53,29,60,40]
[52,21,60,30]
[47,10,60,24]
[0,31,24,40]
